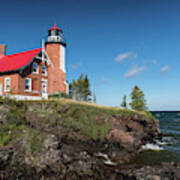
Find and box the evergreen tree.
[121,95,127,109]
[93,93,96,103]
[70,80,78,100]
[76,73,84,101]
[70,74,91,102]
[129,85,147,111]
[83,75,91,101]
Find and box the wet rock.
[120,163,180,180]
[0,147,13,169]
[106,129,134,149]
[148,175,161,180]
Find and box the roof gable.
[0,48,42,73]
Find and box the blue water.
[131,112,180,165]
[152,111,180,162]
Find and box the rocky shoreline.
[0,140,179,180]
[0,99,179,179]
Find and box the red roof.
[48,24,61,32]
[0,48,41,73]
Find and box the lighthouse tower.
[45,24,68,94]
[47,24,63,43]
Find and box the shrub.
[49,93,71,99]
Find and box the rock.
[44,135,59,149]
[0,147,13,169]
[1,101,178,179]
[106,129,134,148]
[150,175,161,180]
[173,169,180,179]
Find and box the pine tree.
[121,95,127,109]
[93,93,96,103]
[129,85,147,111]
[76,73,84,101]
[70,80,78,100]
[83,75,91,101]
[70,74,92,102]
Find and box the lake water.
[152,111,180,162]
[132,111,180,165]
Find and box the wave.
[155,140,170,146]
[95,152,117,166]
[142,143,163,151]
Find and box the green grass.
[0,133,11,146]
[0,124,23,146]
[0,98,156,150]
[26,128,47,154]
[0,124,46,154]
[60,103,110,140]
[21,99,155,140]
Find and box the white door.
[42,79,48,99]
[0,83,2,96]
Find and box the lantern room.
[48,24,63,43]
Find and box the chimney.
[0,44,6,55]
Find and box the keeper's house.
[0,24,68,100]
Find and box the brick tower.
[45,24,68,95]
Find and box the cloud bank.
[125,66,146,78]
[115,52,137,62]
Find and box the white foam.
[104,159,117,166]
[142,143,163,151]
[95,152,117,166]
[96,152,108,159]
[155,140,169,145]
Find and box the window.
[25,78,32,91]
[4,77,10,92]
[42,65,47,76]
[32,62,38,73]
[42,79,47,94]
[51,30,56,36]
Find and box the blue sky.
[0,0,180,110]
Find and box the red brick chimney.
[0,44,6,55]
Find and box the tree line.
[121,85,147,111]
[69,74,147,111]
[69,74,96,103]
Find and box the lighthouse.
[45,24,68,94]
[0,24,68,100]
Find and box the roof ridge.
[5,48,42,58]
[0,48,42,73]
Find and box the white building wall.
[60,45,66,72]
[7,95,45,100]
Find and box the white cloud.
[144,59,157,65]
[125,65,146,78]
[70,62,82,70]
[160,65,170,74]
[115,52,137,62]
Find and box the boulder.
[106,129,134,149]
